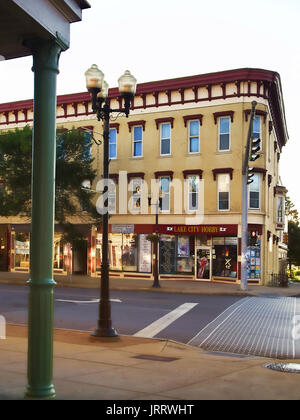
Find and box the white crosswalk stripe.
[134,303,198,338]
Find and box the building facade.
[0,68,289,285]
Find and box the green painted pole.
[25,37,67,399]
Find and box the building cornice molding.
[182,169,203,179]
[0,68,288,148]
[212,168,234,181]
[183,114,203,127]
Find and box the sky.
[0,0,300,211]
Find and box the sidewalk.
[1,324,300,400]
[0,271,300,297]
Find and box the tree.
[288,220,300,274]
[0,126,101,241]
[285,195,299,223]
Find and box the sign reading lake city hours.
[158,224,238,236]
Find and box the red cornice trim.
[109,123,120,134]
[154,171,174,180]
[213,111,234,124]
[0,69,279,112]
[252,167,267,180]
[127,120,146,132]
[155,117,174,130]
[244,109,267,123]
[274,185,288,197]
[0,68,287,147]
[212,168,234,181]
[127,172,145,180]
[183,169,203,179]
[183,114,203,127]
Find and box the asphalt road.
[0,284,242,344]
[1,284,299,358]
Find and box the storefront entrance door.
[195,247,211,281]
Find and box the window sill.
[186,152,201,157]
[158,154,172,158]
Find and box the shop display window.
[122,234,138,272]
[54,238,69,271]
[96,233,152,273]
[109,234,123,271]
[159,235,194,274]
[247,234,261,280]
[212,237,237,278]
[14,233,30,268]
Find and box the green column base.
[25,384,56,400]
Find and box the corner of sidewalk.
[2,324,300,400]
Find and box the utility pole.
[241,101,258,291]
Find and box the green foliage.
[288,220,300,268]
[146,233,159,243]
[295,270,300,276]
[60,222,89,251]
[0,126,32,216]
[285,195,299,223]
[0,126,101,227]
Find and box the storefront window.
[212,237,237,278]
[54,239,65,270]
[159,235,194,274]
[109,234,123,271]
[159,235,176,274]
[138,234,152,273]
[96,234,102,272]
[97,233,151,273]
[122,234,138,272]
[247,234,261,280]
[14,233,30,269]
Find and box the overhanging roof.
[0,0,90,60]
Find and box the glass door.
[195,247,211,281]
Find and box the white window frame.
[131,177,142,211]
[132,125,143,158]
[188,175,199,212]
[188,120,200,154]
[218,117,231,152]
[277,196,284,223]
[160,176,171,212]
[109,128,117,160]
[217,174,230,211]
[248,173,261,210]
[160,123,171,156]
[253,116,261,140]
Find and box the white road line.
[187,297,252,346]
[134,303,198,338]
[56,298,122,304]
[293,297,296,359]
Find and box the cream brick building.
[0,68,289,285]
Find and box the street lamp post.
[85,65,137,337]
[148,195,162,288]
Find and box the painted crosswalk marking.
[188,296,300,359]
[134,303,198,338]
[56,298,122,304]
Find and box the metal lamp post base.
[91,327,119,338]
